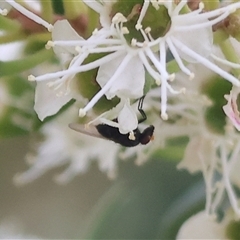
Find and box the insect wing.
[68,123,107,140]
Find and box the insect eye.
[139,125,155,145]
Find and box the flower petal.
[173,21,213,62]
[117,99,138,134]
[52,20,83,56]
[34,81,72,121]
[177,211,227,239]
[97,54,145,99]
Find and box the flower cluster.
[2,0,240,238]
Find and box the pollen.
[161,113,168,120]
[135,23,142,30]
[131,38,137,46]
[145,27,151,34]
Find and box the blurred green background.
[0,136,205,239]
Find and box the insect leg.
[138,96,147,124]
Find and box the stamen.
[145,27,151,34]
[81,54,132,113]
[0,8,8,16]
[220,143,240,217]
[211,54,240,69]
[150,0,160,10]
[28,75,36,81]
[172,37,240,87]
[5,0,53,31]
[136,0,150,30]
[112,13,127,24]
[161,112,168,120]
[33,51,123,82]
[166,38,193,76]
[92,29,98,35]
[131,38,137,47]
[75,46,82,53]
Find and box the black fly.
[69,97,155,147]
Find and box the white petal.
[97,54,145,99]
[34,81,72,121]
[117,99,138,134]
[52,20,83,56]
[177,212,227,239]
[173,20,213,62]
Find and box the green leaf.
[83,159,203,239]
[51,0,64,15]
[0,48,53,77]
[203,76,232,134]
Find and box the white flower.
[29,0,240,131]
[14,106,121,185]
[177,211,228,239]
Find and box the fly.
[69,96,155,147]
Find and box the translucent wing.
[68,123,107,140]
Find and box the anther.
[79,108,86,117]
[1,9,8,16]
[145,27,151,34]
[121,27,129,34]
[45,40,54,49]
[131,38,137,46]
[112,13,127,24]
[180,88,186,94]
[135,23,142,30]
[48,24,53,32]
[28,75,36,81]
[92,29,98,35]
[129,131,136,140]
[161,113,168,120]
[168,73,175,82]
